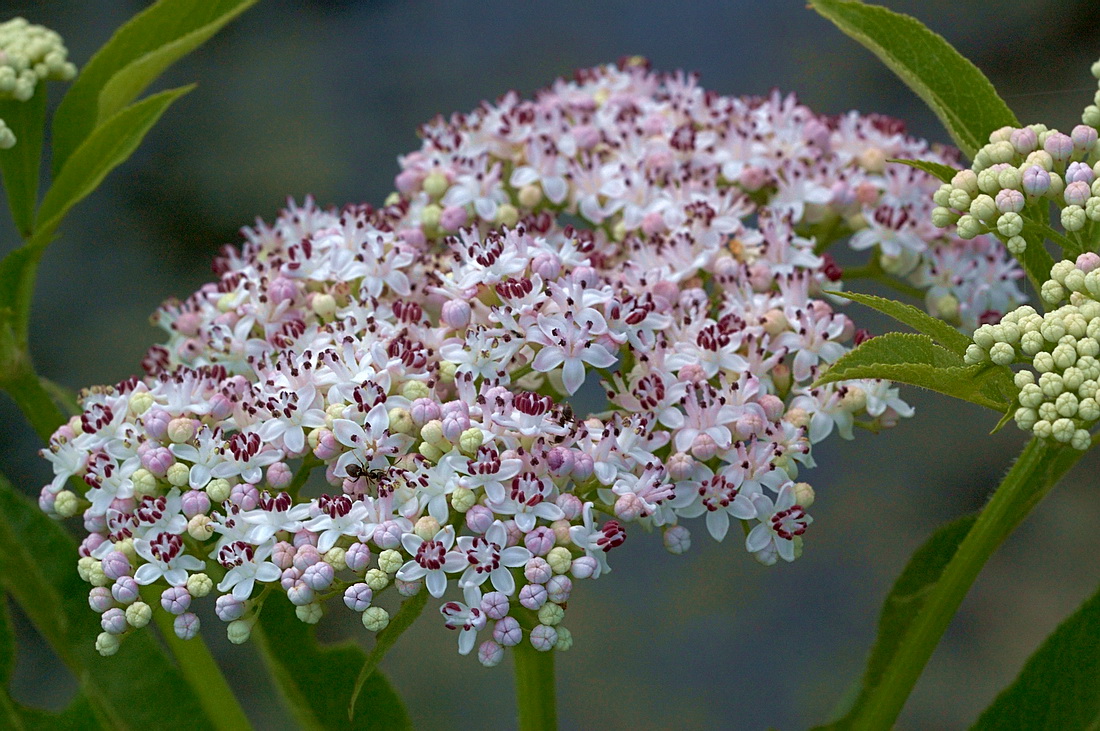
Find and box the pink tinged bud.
[324,462,343,487]
[757,395,785,423]
[1010,127,1038,155]
[215,594,246,622]
[280,567,301,591]
[518,583,548,610]
[229,483,260,510]
[101,608,128,635]
[312,429,340,461]
[267,462,293,489]
[1022,166,1050,197]
[803,118,832,149]
[1077,252,1100,273]
[272,542,296,570]
[161,586,192,615]
[439,205,468,231]
[80,533,105,557]
[410,398,441,426]
[173,612,200,640]
[1045,132,1074,162]
[524,527,555,556]
[293,545,321,572]
[111,498,136,514]
[531,252,561,280]
[995,189,1025,214]
[547,447,574,478]
[546,575,572,604]
[343,583,374,612]
[181,490,210,518]
[89,587,114,613]
[38,488,56,515]
[678,363,707,384]
[572,266,598,288]
[739,166,768,191]
[1072,124,1098,152]
[1066,161,1095,184]
[112,577,140,604]
[268,276,298,304]
[529,624,558,652]
[288,581,315,606]
[853,181,879,206]
[345,542,372,572]
[551,520,571,545]
[396,579,422,597]
[481,591,511,620]
[478,640,504,667]
[102,551,132,580]
[553,494,580,523]
[569,452,593,482]
[641,211,666,236]
[571,556,598,580]
[394,169,423,195]
[373,521,404,549]
[614,493,646,521]
[573,124,600,150]
[144,410,171,442]
[733,412,766,442]
[493,616,523,646]
[301,562,335,591]
[442,413,470,442]
[504,520,523,547]
[666,452,695,481]
[441,299,471,330]
[525,558,553,584]
[207,393,233,421]
[690,433,719,461]
[1066,181,1091,207]
[141,447,174,477]
[663,525,692,555]
[465,505,494,534]
[293,529,319,548]
[399,227,426,248]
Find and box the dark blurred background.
[2,1,1100,728]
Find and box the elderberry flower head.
[0,18,76,148]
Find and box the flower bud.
[227,619,253,645]
[493,616,523,646]
[96,632,121,657]
[206,479,231,504]
[663,525,691,554]
[126,601,152,628]
[519,583,548,610]
[546,575,572,604]
[529,624,558,652]
[111,576,140,604]
[216,594,246,622]
[188,514,214,541]
[478,640,504,667]
[362,606,390,632]
[174,612,200,640]
[570,556,599,579]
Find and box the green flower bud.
[1033,419,1053,439]
[188,514,214,541]
[554,626,574,651]
[1063,366,1086,392]
[989,342,1015,366]
[1071,428,1092,450]
[450,486,476,513]
[1051,417,1076,443]
[206,478,231,504]
[518,183,543,208]
[88,561,109,587]
[166,462,190,487]
[296,603,323,625]
[126,602,152,628]
[931,206,959,228]
[1005,235,1026,255]
[365,568,390,592]
[378,549,403,574]
[537,602,565,626]
[438,360,458,384]
[1040,280,1066,307]
[546,547,572,575]
[951,169,979,196]
[54,490,79,518]
[1055,391,1079,417]
[423,172,449,199]
[400,379,430,401]
[420,203,442,230]
[362,606,390,632]
[1079,397,1100,421]
[996,212,1024,238]
[227,619,253,645]
[388,408,416,436]
[497,204,519,228]
[1014,370,1035,389]
[324,547,347,572]
[964,343,987,364]
[969,194,998,223]
[955,214,983,240]
[418,441,444,462]
[1014,407,1038,430]
[132,468,158,497]
[129,391,154,416]
[414,516,440,540]
[458,427,484,456]
[997,166,1022,191]
[95,632,121,657]
[1062,205,1087,232]
[947,188,972,211]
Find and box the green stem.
[841,263,925,300]
[141,586,254,731]
[513,635,557,731]
[0,356,67,443]
[851,438,1084,730]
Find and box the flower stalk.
[513,636,557,731]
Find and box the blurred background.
[2,0,1100,728]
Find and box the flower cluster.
[930,61,1100,259]
[0,17,76,148]
[967,255,1100,450]
[40,61,1007,664]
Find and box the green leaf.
[816,333,1013,411]
[816,514,977,730]
[251,596,414,730]
[810,0,1018,158]
[0,86,47,238]
[35,86,193,245]
[888,157,958,184]
[0,473,216,730]
[972,584,1100,730]
[831,290,972,356]
[349,590,429,720]
[51,0,257,174]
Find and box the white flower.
[216,540,281,601]
[134,532,205,587]
[396,526,467,598]
[745,483,812,565]
[456,521,531,595]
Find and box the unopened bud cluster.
[0,18,76,148]
[966,255,1100,450]
[931,58,1100,259]
[38,61,989,670]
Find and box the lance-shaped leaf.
[889,158,958,184]
[810,0,1018,159]
[830,290,972,356]
[251,595,416,730]
[34,86,193,245]
[815,514,977,730]
[51,0,257,174]
[971,583,1100,730]
[815,333,1013,411]
[0,474,216,730]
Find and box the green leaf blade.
[816,514,977,730]
[251,597,414,730]
[889,157,958,184]
[833,290,972,356]
[51,0,257,174]
[35,85,194,245]
[811,0,1018,158]
[971,585,1100,730]
[0,86,47,238]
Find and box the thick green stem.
[851,438,1084,730]
[140,586,254,731]
[1,356,67,443]
[513,639,557,731]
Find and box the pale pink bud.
[38,488,55,514]
[1066,181,1091,207]
[343,583,373,612]
[570,453,594,481]
[181,490,210,518]
[1045,132,1074,162]
[666,452,695,481]
[399,227,426,248]
[215,594,245,621]
[531,251,562,280]
[287,581,314,606]
[229,483,259,510]
[101,608,127,635]
[268,276,298,304]
[547,447,575,478]
[410,398,441,426]
[373,521,404,549]
[396,579,422,597]
[524,527,555,556]
[570,556,598,579]
[345,542,371,572]
[80,532,106,556]
[141,446,174,477]
[1077,252,1100,273]
[1071,124,1098,152]
[504,520,523,547]
[293,545,321,572]
[440,205,468,231]
[312,428,340,460]
[546,575,572,603]
[293,529,318,548]
[111,577,140,604]
[174,612,200,640]
[641,211,666,236]
[1010,127,1038,155]
[518,583,548,610]
[160,586,191,615]
[482,591,510,620]
[740,166,768,191]
[530,625,558,651]
[441,299,471,330]
[691,433,719,460]
[102,551,131,581]
[479,640,504,667]
[267,462,293,489]
[556,493,583,521]
[89,587,114,613]
[272,541,296,570]
[758,395,785,423]
[208,393,234,420]
[280,567,301,591]
[614,492,646,521]
[573,124,600,150]
[394,169,423,195]
[663,525,691,554]
[525,557,553,584]
[493,616,523,646]
[465,505,494,534]
[733,412,766,441]
[678,363,707,384]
